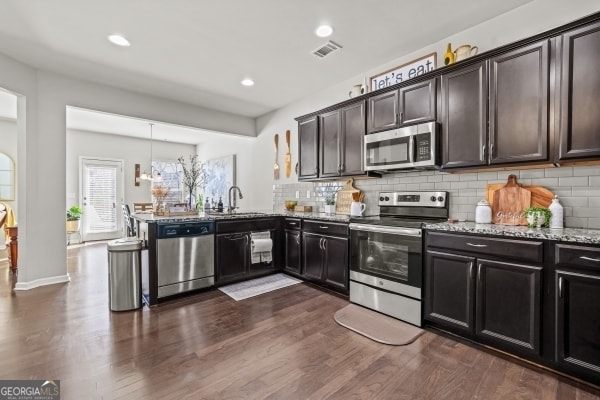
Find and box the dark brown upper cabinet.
[441,40,551,170]
[299,100,367,181]
[556,20,600,162]
[489,40,550,165]
[367,79,436,134]
[440,61,489,169]
[297,115,319,180]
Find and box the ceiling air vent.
[312,41,343,58]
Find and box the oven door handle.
[349,223,421,237]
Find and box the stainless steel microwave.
[364,122,439,172]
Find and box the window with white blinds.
[85,164,117,233]
[151,160,183,204]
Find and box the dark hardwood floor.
[1,242,599,399]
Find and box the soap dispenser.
[217,197,224,213]
[548,195,564,229]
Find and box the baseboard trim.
[14,274,71,291]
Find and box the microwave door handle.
[408,134,415,164]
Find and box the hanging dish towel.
[251,231,272,264]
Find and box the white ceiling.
[0,0,532,142]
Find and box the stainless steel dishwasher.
[156,221,214,298]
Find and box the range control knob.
[438,196,445,202]
[430,196,437,202]
[379,196,385,202]
[384,196,390,201]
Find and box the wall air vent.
[312,41,343,58]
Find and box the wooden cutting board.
[486,174,555,225]
[335,178,362,215]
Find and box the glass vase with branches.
[178,155,206,210]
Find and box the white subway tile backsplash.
[545,167,574,177]
[559,176,589,187]
[273,165,600,229]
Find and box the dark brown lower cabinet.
[215,219,279,285]
[425,233,543,358]
[554,243,600,383]
[301,221,349,294]
[284,229,302,276]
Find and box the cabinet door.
[367,89,399,134]
[319,110,341,178]
[557,21,600,162]
[298,116,319,180]
[424,250,475,334]
[302,232,324,282]
[476,259,542,356]
[216,233,249,283]
[489,40,549,164]
[556,269,600,378]
[340,101,366,176]
[284,229,302,275]
[322,235,349,293]
[399,79,436,125]
[440,61,488,169]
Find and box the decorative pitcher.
[350,201,366,217]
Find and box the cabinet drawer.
[427,232,543,263]
[284,218,302,231]
[303,220,348,237]
[216,218,276,234]
[555,244,600,270]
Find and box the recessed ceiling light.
[108,34,130,47]
[315,25,333,38]
[241,78,255,87]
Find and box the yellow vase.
[444,43,455,66]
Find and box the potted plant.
[523,206,552,228]
[66,205,83,233]
[324,195,336,214]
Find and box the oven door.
[349,223,422,291]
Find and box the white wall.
[67,129,196,206]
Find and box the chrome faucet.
[227,186,244,214]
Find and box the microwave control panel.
[415,133,432,161]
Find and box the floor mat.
[334,304,424,345]
[218,273,302,301]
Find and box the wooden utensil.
[285,130,291,178]
[274,134,279,180]
[490,174,532,225]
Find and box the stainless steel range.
[349,191,449,327]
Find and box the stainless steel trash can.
[107,237,143,311]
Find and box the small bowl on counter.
[284,200,298,211]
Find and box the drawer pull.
[466,242,487,248]
[319,226,329,229]
[288,222,297,225]
[580,256,600,262]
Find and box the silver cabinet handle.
[478,263,482,284]
[469,262,475,280]
[288,222,297,226]
[490,143,494,157]
[319,225,329,229]
[580,256,600,262]
[296,235,300,246]
[558,276,564,299]
[322,237,327,250]
[466,243,488,248]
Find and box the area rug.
[218,273,302,301]
[334,304,424,345]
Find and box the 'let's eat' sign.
[370,53,437,91]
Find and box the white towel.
[251,232,272,264]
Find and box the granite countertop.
[132,211,351,224]
[424,221,600,245]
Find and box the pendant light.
[141,123,162,181]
